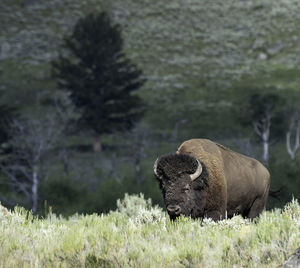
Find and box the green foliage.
[233,87,285,138]
[116,193,154,215]
[39,176,91,217]
[0,105,17,152]
[247,93,283,123]
[84,175,164,214]
[52,11,146,136]
[114,193,164,224]
[267,158,300,209]
[0,85,18,153]
[0,196,299,267]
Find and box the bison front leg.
[205,210,226,221]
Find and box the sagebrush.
[0,194,299,267]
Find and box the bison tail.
[269,187,283,200]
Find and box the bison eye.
[182,185,190,193]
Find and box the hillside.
[1,0,300,111]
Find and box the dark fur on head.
[155,154,209,219]
[155,154,208,188]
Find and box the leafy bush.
[115,193,156,216]
[0,202,10,221]
[114,193,165,224]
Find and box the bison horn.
[153,158,161,180]
[190,160,202,181]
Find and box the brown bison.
[154,139,270,221]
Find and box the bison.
[154,139,270,221]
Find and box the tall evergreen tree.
[52,12,146,151]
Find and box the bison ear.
[190,160,202,181]
[153,158,162,180]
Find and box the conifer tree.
[52,12,146,151]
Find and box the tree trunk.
[93,135,102,152]
[61,148,69,175]
[253,118,270,164]
[32,164,38,215]
[286,121,300,160]
[262,131,269,163]
[135,157,142,184]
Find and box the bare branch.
[0,166,31,200]
[253,121,262,137]
[0,164,32,181]
[1,115,65,214]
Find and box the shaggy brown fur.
[155,139,270,221]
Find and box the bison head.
[154,154,209,220]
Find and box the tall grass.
[0,194,299,267]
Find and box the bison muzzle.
[154,139,270,221]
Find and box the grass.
[0,194,299,267]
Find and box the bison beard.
[154,139,271,221]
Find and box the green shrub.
[0,195,299,267]
[114,193,165,224]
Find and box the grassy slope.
[1,0,300,110]
[0,194,299,268]
[1,0,300,132]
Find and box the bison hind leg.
[247,193,269,219]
